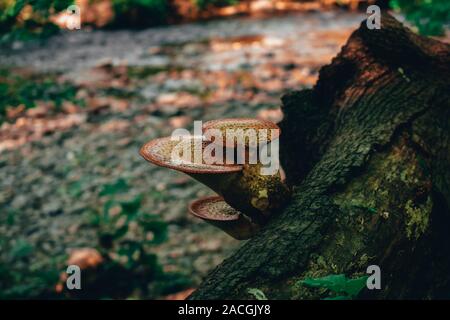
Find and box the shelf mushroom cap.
[189,195,240,221]
[202,118,281,148]
[139,136,243,174]
[189,196,260,240]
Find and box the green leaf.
[120,196,142,218]
[247,288,268,300]
[141,219,167,244]
[99,178,129,196]
[301,274,347,292]
[116,240,142,268]
[67,180,83,197]
[300,274,368,298]
[10,239,34,259]
[113,225,129,239]
[324,295,351,300]
[102,199,116,222]
[141,252,159,268]
[344,276,369,297]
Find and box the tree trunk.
[190,12,450,300]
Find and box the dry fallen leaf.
[67,247,103,270]
[257,108,283,123]
[98,119,130,133]
[169,115,192,129]
[164,288,196,300]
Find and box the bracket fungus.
[189,196,259,240]
[139,118,291,240]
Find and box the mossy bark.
[190,13,450,300]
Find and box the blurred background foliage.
[0,0,449,44]
[0,68,82,123]
[390,0,450,36]
[0,0,73,42]
[0,0,448,121]
[195,0,237,10]
[112,0,170,27]
[0,0,242,41]
[75,178,190,299]
[0,178,191,299]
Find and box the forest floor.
[0,11,369,298]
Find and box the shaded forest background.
[1,0,449,42]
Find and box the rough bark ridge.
[190,13,450,299]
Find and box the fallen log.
[190,12,450,299]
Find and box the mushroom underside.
[189,196,260,240]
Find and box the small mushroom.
[189,196,259,240]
